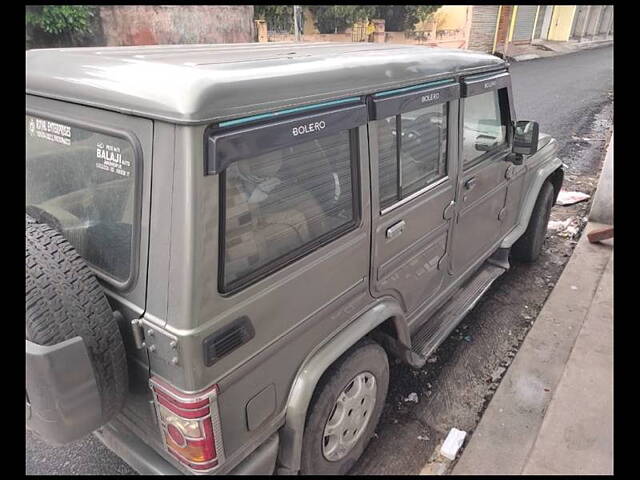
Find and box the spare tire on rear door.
[26,214,128,431]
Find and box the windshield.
[26,115,137,283]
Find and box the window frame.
[370,79,459,214]
[377,102,450,211]
[461,87,512,171]
[215,126,362,296]
[25,109,144,291]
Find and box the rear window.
[26,115,138,284]
[221,129,359,293]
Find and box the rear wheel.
[512,181,555,263]
[300,339,389,475]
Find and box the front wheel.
[300,339,389,475]
[512,181,555,263]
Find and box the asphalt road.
[25,45,613,476]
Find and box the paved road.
[25,46,613,476]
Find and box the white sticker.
[95,142,131,177]
[28,117,71,146]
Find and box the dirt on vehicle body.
[26,43,562,475]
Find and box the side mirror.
[512,120,539,156]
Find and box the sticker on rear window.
[95,142,131,177]
[28,117,71,146]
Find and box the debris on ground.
[560,224,579,238]
[417,435,430,441]
[556,190,591,206]
[404,392,419,403]
[489,366,507,383]
[427,355,438,364]
[587,225,614,243]
[440,428,467,460]
[548,219,572,231]
[419,461,448,475]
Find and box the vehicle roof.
[26,42,506,125]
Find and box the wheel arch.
[275,299,405,474]
[501,155,564,249]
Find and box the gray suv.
[26,43,563,475]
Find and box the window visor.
[207,102,367,175]
[369,79,460,120]
[462,70,511,97]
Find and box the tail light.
[150,377,225,473]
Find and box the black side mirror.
[513,120,539,156]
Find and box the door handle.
[464,177,477,190]
[386,220,406,240]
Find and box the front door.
[451,71,514,276]
[369,80,460,316]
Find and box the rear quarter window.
[221,129,359,293]
[26,115,139,284]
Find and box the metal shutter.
[571,6,589,39]
[586,6,603,36]
[468,5,500,53]
[598,6,613,35]
[534,5,547,39]
[512,5,538,42]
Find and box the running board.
[407,263,506,368]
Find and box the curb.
[507,39,612,63]
[451,224,612,474]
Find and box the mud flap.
[26,336,102,445]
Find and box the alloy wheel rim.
[321,371,377,462]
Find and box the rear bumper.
[96,416,280,475]
[26,337,103,445]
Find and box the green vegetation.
[254,5,441,34]
[254,5,295,32]
[26,5,100,48]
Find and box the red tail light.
[150,377,225,473]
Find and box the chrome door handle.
[386,220,406,240]
[464,177,477,190]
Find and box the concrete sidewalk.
[452,222,613,475]
[507,37,613,62]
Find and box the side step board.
[407,263,506,368]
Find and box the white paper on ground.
[440,428,467,460]
[548,219,572,231]
[556,190,590,206]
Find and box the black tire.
[300,338,389,475]
[26,215,128,424]
[511,181,555,263]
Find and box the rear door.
[451,71,514,276]
[369,80,460,316]
[26,95,154,377]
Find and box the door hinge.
[443,200,455,220]
[131,318,146,349]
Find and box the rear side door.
[369,80,460,316]
[451,71,514,276]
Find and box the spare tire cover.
[26,214,128,424]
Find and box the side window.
[462,89,509,168]
[377,103,448,209]
[222,129,358,292]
